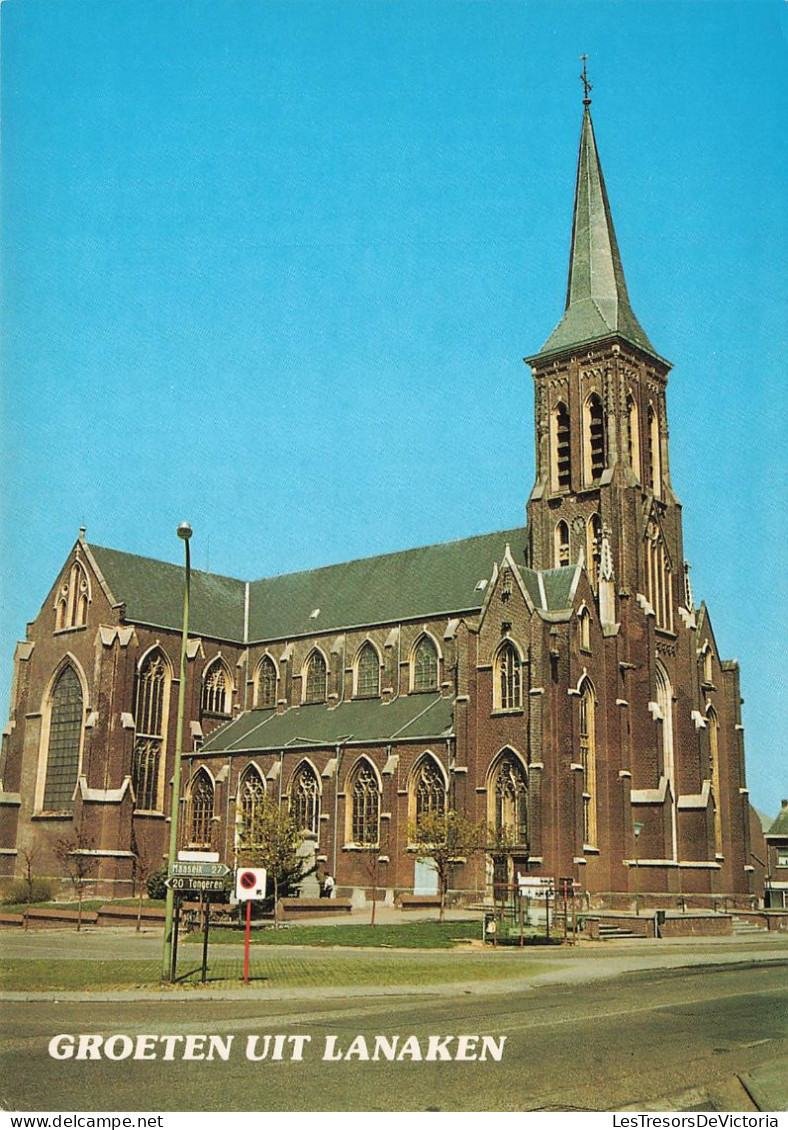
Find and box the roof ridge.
[88,542,245,587]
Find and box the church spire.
[537,73,657,360]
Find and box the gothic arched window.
[647,404,662,496]
[655,661,674,786]
[189,769,214,846]
[132,650,169,812]
[202,660,231,716]
[257,656,277,709]
[579,679,597,847]
[350,760,380,845]
[303,650,327,704]
[413,756,446,824]
[551,401,572,491]
[494,641,522,711]
[356,642,380,698]
[412,636,438,693]
[290,762,320,834]
[584,394,606,483]
[42,666,83,810]
[238,765,265,836]
[55,560,90,631]
[555,520,570,568]
[578,607,591,651]
[490,750,528,846]
[645,521,674,633]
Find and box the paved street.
[1,929,786,1111]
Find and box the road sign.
[170,861,230,878]
[235,867,267,901]
[165,875,227,894]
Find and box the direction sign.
[170,861,230,879]
[165,875,227,893]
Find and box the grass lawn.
[190,919,487,949]
[0,951,555,992]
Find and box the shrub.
[3,877,56,905]
[146,865,168,901]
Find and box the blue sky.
[1,0,785,816]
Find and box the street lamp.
[161,522,192,982]
[633,821,644,916]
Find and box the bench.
[278,898,352,918]
[399,894,442,910]
[24,907,99,926]
[97,904,166,926]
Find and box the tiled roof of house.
[201,692,455,755]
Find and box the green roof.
[201,693,455,754]
[88,544,246,641]
[533,107,659,362]
[247,527,528,640]
[86,526,577,645]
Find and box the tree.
[54,831,99,931]
[236,796,313,927]
[357,833,389,926]
[408,809,487,922]
[130,830,157,932]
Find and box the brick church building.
[0,95,760,907]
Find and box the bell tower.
[525,71,686,633]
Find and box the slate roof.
[531,106,661,363]
[201,693,455,755]
[246,527,528,641]
[766,802,788,838]
[88,544,246,641]
[85,527,577,644]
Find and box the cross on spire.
[580,54,592,106]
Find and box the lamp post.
[633,821,644,916]
[161,522,192,982]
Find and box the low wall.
[278,898,352,918]
[659,915,732,938]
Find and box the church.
[0,92,759,908]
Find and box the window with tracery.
[350,761,380,845]
[579,680,597,847]
[587,514,602,589]
[42,666,83,810]
[132,651,168,811]
[491,751,528,845]
[258,656,277,708]
[55,560,90,631]
[238,766,265,836]
[290,763,320,834]
[413,757,446,823]
[189,770,214,846]
[626,393,641,479]
[584,394,605,483]
[551,401,571,491]
[412,636,438,692]
[702,647,714,685]
[356,642,380,698]
[495,641,522,710]
[202,661,230,716]
[304,651,327,703]
[555,520,570,568]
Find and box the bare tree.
[54,831,99,931]
[357,833,389,926]
[408,809,487,922]
[130,829,155,932]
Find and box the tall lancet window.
[586,514,602,590]
[647,405,662,496]
[584,394,605,483]
[578,679,597,847]
[551,401,572,491]
[42,666,83,811]
[626,393,641,480]
[707,708,722,856]
[555,520,570,568]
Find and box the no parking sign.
[235,867,267,901]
